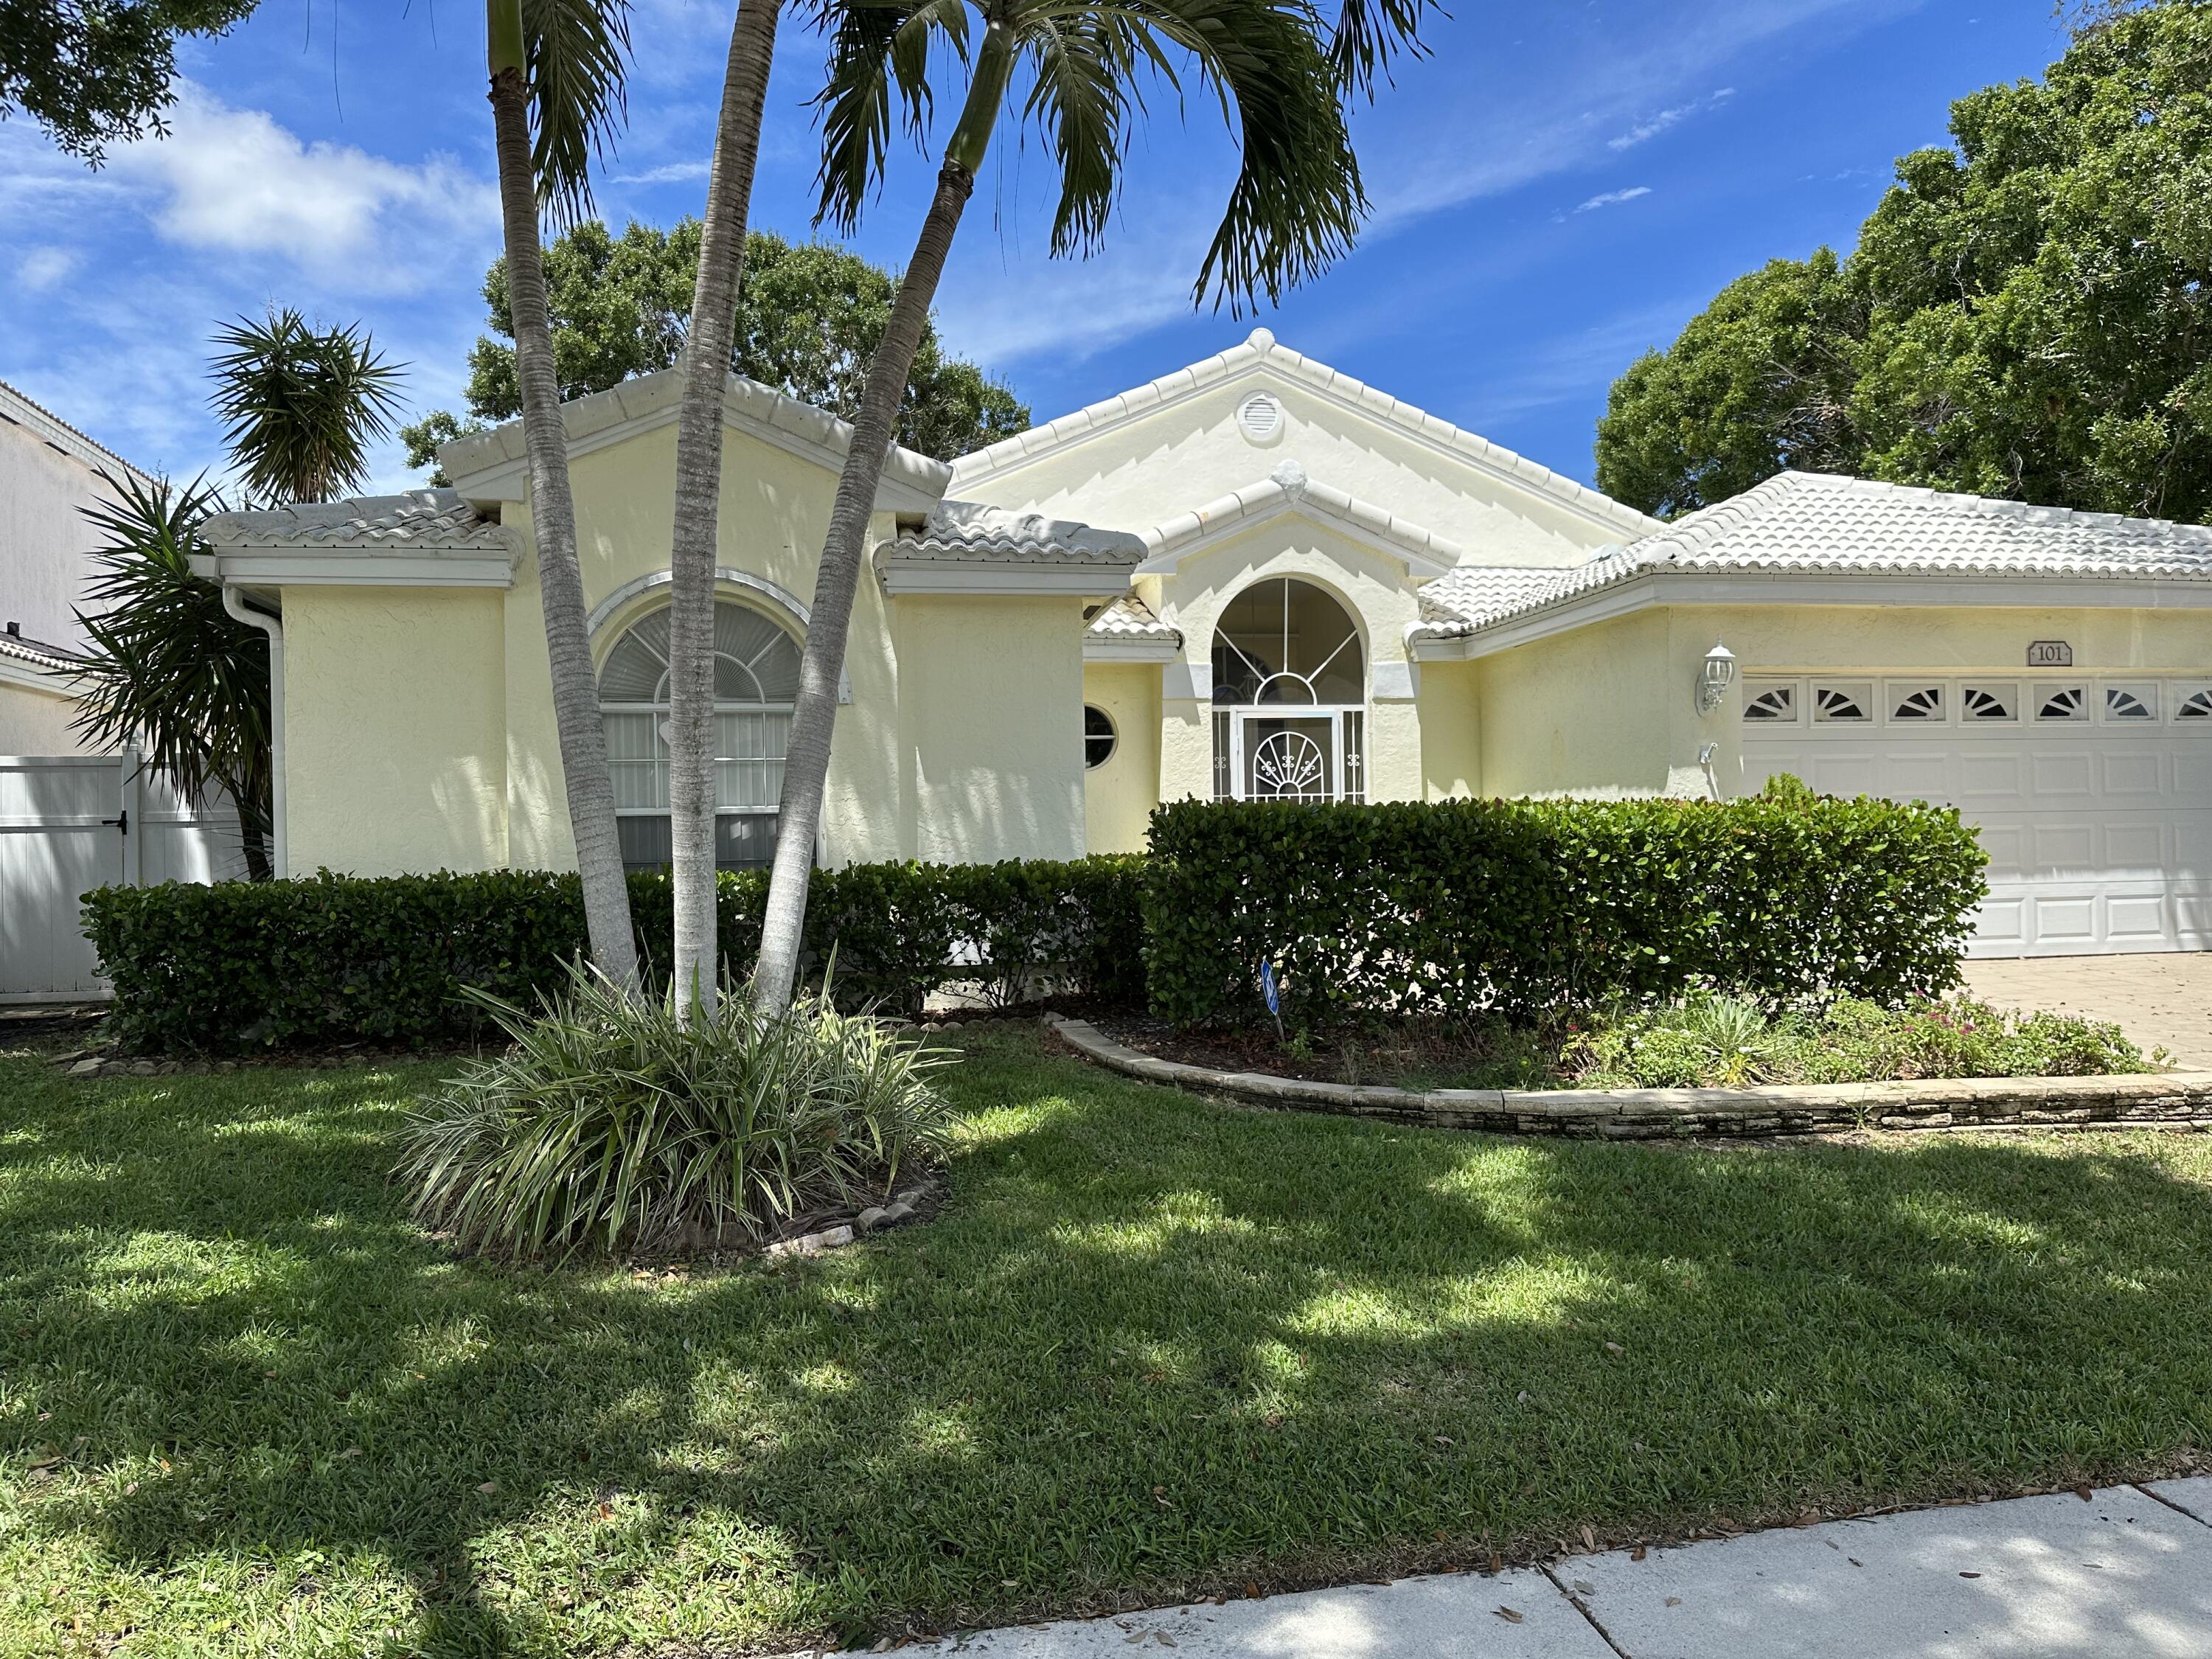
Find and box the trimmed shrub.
[397,966,954,1258]
[1144,782,1989,1030]
[83,855,1146,1053]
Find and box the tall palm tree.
[665,0,785,1019]
[486,0,642,989]
[71,474,275,880]
[208,310,405,506]
[747,0,1425,1011]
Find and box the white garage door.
[1739,675,2212,958]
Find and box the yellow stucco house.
[195,329,2212,958]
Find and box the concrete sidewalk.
[836,1479,2212,1657]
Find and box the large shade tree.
[734,0,1430,1012]
[400,221,1029,471]
[1597,1,2212,523]
[0,0,257,159]
[484,0,642,989]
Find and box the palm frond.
[1329,0,1436,98]
[1088,0,1371,310]
[208,310,408,505]
[69,471,271,827]
[808,0,965,232]
[522,0,633,226]
[1019,14,1143,257]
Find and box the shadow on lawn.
[4,1034,2212,1654]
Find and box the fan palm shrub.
[397,964,955,1258]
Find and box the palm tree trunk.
[490,25,641,990]
[751,28,1015,1014]
[238,810,271,883]
[667,0,783,1021]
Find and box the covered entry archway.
[1209,577,1366,802]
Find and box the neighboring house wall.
[0,678,85,754]
[0,383,149,756]
[1082,663,1162,853]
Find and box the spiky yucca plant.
[70,471,274,878]
[397,964,955,1258]
[207,309,406,505]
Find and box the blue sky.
[0,0,2073,497]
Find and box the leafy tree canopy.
[1597,0,2212,523]
[1,0,257,160]
[403,221,1029,472]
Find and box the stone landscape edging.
[1043,1014,2212,1140]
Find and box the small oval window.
[1083,705,1117,769]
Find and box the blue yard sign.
[1261,959,1284,1043]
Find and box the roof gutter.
[220,587,286,880]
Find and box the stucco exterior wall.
[951,355,1629,568]
[894,596,1088,862]
[1475,610,1694,799]
[1416,659,1482,800]
[283,586,509,874]
[1082,663,1161,852]
[0,678,88,754]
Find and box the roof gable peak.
[950,328,1660,541]
[1138,462,1462,579]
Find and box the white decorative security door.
[1209,577,1367,803]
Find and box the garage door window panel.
[2101,683,2158,723]
[1812,682,1873,723]
[2036,684,2088,722]
[1743,681,1801,723]
[1887,683,1946,722]
[1962,684,2019,722]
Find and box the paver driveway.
[1962,953,2212,1068]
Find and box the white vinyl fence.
[0,753,247,1002]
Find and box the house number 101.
[2026,640,2073,667]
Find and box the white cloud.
[1575,186,1653,213]
[612,159,713,185]
[105,84,494,290]
[1609,87,1736,150]
[16,247,80,291]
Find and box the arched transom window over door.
[597,600,800,872]
[1208,577,1366,803]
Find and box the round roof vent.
[1237,392,1284,444]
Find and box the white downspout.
[222,587,287,878]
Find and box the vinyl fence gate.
[0,753,246,1003]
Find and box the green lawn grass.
[4,1028,2211,1656]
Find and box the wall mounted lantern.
[1695,641,1736,717]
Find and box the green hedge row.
[1142,782,1989,1030]
[83,857,1146,1053]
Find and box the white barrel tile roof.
[881,501,1147,568]
[200,489,509,553]
[1413,470,2212,639]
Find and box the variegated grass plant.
[397,965,955,1258]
